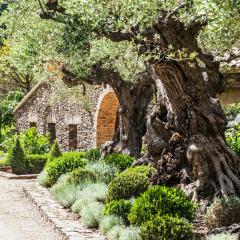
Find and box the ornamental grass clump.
[207,233,238,240]
[76,182,108,203]
[37,169,52,187]
[87,161,119,184]
[140,215,193,240]
[107,166,156,202]
[50,174,80,208]
[205,197,240,229]
[99,215,123,234]
[107,225,125,240]
[80,201,104,228]
[128,185,196,225]
[119,226,141,240]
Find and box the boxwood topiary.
[48,140,62,162]
[128,185,196,225]
[103,153,135,171]
[45,154,87,186]
[7,138,30,175]
[85,149,101,162]
[106,166,155,202]
[67,167,97,185]
[140,215,193,240]
[27,154,49,174]
[103,199,132,223]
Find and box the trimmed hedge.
[45,153,87,186]
[103,199,132,223]
[27,154,49,174]
[104,153,135,171]
[128,186,196,225]
[67,167,97,185]
[106,166,155,202]
[140,215,193,240]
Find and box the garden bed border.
[22,181,106,240]
[0,170,38,179]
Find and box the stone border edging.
[23,181,106,240]
[0,171,38,179]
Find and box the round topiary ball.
[67,167,97,185]
[106,166,156,202]
[140,215,193,240]
[128,185,196,225]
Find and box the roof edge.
[13,81,49,114]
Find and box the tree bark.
[146,60,240,200]
[62,66,154,159]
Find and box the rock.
[235,114,240,124]
[227,121,239,128]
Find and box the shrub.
[67,167,96,185]
[37,170,52,187]
[20,128,51,154]
[27,154,49,174]
[45,154,87,186]
[7,138,30,174]
[128,185,196,225]
[87,161,119,183]
[226,125,240,156]
[104,153,135,171]
[140,215,193,240]
[107,225,125,240]
[71,198,96,213]
[205,197,240,229]
[76,182,108,203]
[85,149,101,162]
[104,199,132,223]
[48,140,62,162]
[119,227,141,240]
[50,175,79,208]
[207,233,238,240]
[107,166,155,202]
[99,215,123,234]
[224,103,240,122]
[80,201,103,228]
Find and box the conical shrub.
[49,139,62,162]
[8,138,30,175]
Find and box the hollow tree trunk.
[146,62,240,200]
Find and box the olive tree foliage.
[2,0,240,199]
[0,0,64,94]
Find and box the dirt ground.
[0,177,61,240]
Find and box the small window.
[69,124,78,150]
[29,122,37,128]
[48,123,56,143]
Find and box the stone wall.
[15,83,119,152]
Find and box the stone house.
[13,65,240,152]
[13,82,120,152]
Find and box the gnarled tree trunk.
[146,61,240,200]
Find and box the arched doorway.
[96,91,119,147]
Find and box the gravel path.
[0,177,62,240]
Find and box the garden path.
[0,177,61,240]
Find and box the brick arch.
[95,91,119,147]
